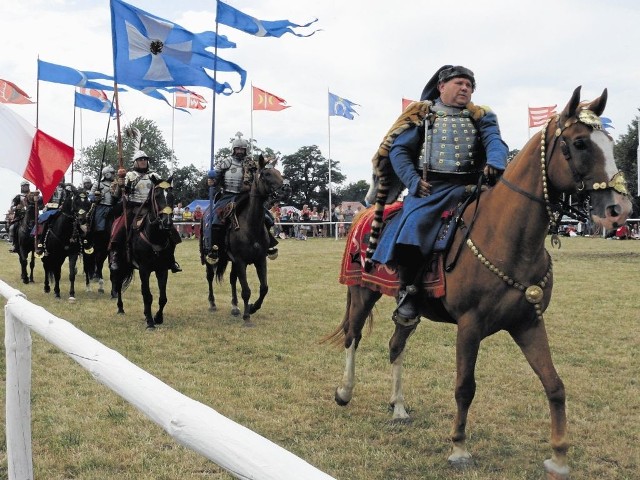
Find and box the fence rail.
[2,279,334,480]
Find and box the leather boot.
[206,225,225,265]
[393,262,422,323]
[267,230,278,260]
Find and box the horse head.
[544,86,632,230]
[254,155,284,198]
[148,176,174,231]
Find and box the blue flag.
[74,91,119,117]
[329,92,359,120]
[110,0,246,94]
[216,1,319,38]
[600,116,614,129]
[38,59,116,90]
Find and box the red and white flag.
[528,105,557,128]
[0,79,35,104]
[252,86,290,111]
[402,98,417,111]
[174,87,207,110]
[78,87,108,101]
[0,104,74,202]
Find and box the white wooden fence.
[1,279,335,480]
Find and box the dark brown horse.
[40,188,93,301]
[15,192,40,284]
[324,87,632,479]
[110,177,176,329]
[202,155,283,326]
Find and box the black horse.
[81,201,114,295]
[110,177,176,329]
[39,188,93,301]
[15,193,40,284]
[200,156,284,326]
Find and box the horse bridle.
[148,181,173,226]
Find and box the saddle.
[339,203,462,298]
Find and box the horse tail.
[116,266,135,293]
[320,286,375,348]
[215,256,229,283]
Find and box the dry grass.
[0,235,638,479]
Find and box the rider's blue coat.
[371,109,508,264]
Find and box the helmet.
[231,132,249,152]
[131,150,150,164]
[207,169,217,179]
[20,180,29,187]
[102,165,115,178]
[82,176,92,185]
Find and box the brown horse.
[324,87,631,479]
[203,155,283,326]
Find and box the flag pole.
[171,91,176,175]
[327,88,334,239]
[250,82,254,153]
[637,121,640,197]
[71,97,77,185]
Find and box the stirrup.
[35,244,45,258]
[171,262,182,273]
[393,285,420,325]
[205,245,219,265]
[267,247,278,260]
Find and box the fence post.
[5,295,34,480]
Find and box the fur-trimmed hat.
[420,65,476,101]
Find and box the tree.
[280,145,345,209]
[170,164,208,205]
[613,115,639,215]
[335,180,370,204]
[76,117,175,182]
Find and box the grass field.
[0,235,638,479]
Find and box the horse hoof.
[209,304,217,312]
[154,318,163,325]
[98,288,104,294]
[22,278,29,285]
[68,297,76,303]
[334,389,350,406]
[543,459,570,480]
[231,307,241,317]
[448,454,474,470]
[146,324,156,330]
[117,310,125,315]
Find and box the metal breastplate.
[223,157,244,193]
[129,174,154,203]
[98,181,113,206]
[421,105,482,174]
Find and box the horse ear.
[258,154,266,168]
[167,175,173,185]
[585,88,608,117]
[559,86,582,123]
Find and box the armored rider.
[371,65,509,324]
[8,180,41,253]
[35,176,70,256]
[205,132,278,264]
[90,165,116,233]
[108,149,182,273]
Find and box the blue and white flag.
[329,92,359,120]
[216,1,319,38]
[38,59,116,91]
[74,91,119,117]
[110,0,246,94]
[600,117,614,129]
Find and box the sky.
[1,0,640,213]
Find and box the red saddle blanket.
[339,202,445,298]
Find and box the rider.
[35,176,70,256]
[371,65,509,324]
[8,180,40,253]
[108,149,182,273]
[204,132,278,264]
[90,165,116,232]
[80,176,94,195]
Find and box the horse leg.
[19,254,29,284]
[28,252,35,283]
[153,270,169,326]
[388,316,421,421]
[53,266,62,299]
[68,255,77,302]
[229,267,241,317]
[139,270,155,329]
[43,265,51,294]
[235,264,254,326]
[509,322,569,480]
[448,320,481,469]
[248,259,268,315]
[335,286,382,406]
[206,264,216,311]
